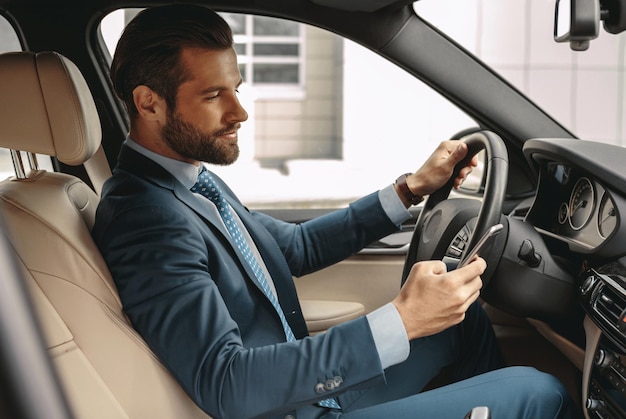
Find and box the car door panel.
[259,208,419,332]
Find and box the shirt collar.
[125,136,201,189]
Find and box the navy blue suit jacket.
[92,145,401,418]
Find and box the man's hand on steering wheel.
[399,141,479,207]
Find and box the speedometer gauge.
[598,191,617,238]
[569,177,595,230]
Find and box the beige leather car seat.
[0,51,210,419]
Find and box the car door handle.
[359,230,413,255]
[359,243,410,255]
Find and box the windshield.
[414,0,626,147]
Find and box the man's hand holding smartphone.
[458,224,503,268]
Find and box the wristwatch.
[395,173,423,205]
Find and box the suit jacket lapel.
[114,145,282,302]
[228,200,309,338]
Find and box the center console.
[581,266,626,418]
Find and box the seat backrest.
[0,51,210,419]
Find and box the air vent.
[594,283,626,334]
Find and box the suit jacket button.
[333,376,343,387]
[324,379,336,390]
[315,383,326,394]
[284,415,296,419]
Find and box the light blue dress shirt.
[125,137,411,370]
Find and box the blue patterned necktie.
[191,166,340,410]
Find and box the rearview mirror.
[554,0,600,51]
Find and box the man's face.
[161,47,248,165]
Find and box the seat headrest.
[0,51,101,166]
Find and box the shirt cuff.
[378,184,412,227]
[366,302,410,370]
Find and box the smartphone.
[458,223,503,268]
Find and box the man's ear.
[132,85,166,123]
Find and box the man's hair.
[110,5,233,119]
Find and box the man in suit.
[92,5,577,419]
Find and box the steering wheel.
[400,130,509,287]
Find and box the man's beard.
[161,111,240,165]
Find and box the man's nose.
[226,94,248,123]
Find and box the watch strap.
[395,173,423,205]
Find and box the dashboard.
[520,138,626,418]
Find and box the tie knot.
[191,166,222,204]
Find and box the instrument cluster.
[557,176,617,239]
[530,162,619,250]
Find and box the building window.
[220,13,305,99]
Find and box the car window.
[0,15,20,53]
[0,14,21,180]
[414,0,626,147]
[100,10,477,209]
